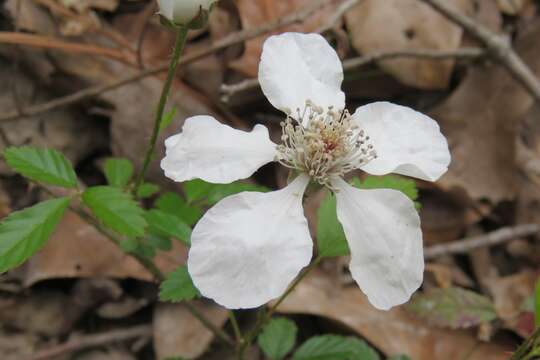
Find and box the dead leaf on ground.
[497,0,532,15]
[345,0,468,89]
[486,270,538,337]
[153,301,228,359]
[20,212,188,285]
[430,20,540,202]
[277,269,511,359]
[0,329,40,360]
[229,0,338,77]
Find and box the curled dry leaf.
[486,270,538,337]
[430,20,540,202]
[153,301,228,359]
[276,269,510,360]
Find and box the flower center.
[276,100,377,187]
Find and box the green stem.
[238,256,323,358]
[134,26,189,191]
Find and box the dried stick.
[424,224,540,259]
[0,0,333,123]
[26,325,152,360]
[221,47,484,99]
[419,0,540,103]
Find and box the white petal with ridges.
[259,32,345,116]
[161,115,277,184]
[187,175,313,309]
[333,177,424,310]
[353,102,450,181]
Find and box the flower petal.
[187,175,313,309]
[161,115,277,184]
[333,177,424,310]
[157,0,173,20]
[259,32,345,116]
[353,102,450,181]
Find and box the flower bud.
[158,0,217,28]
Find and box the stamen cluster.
[276,100,377,187]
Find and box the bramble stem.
[134,26,189,191]
[238,256,323,358]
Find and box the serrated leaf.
[292,335,379,360]
[184,179,215,203]
[258,317,297,360]
[0,197,70,273]
[82,186,146,237]
[358,175,420,208]
[104,158,134,187]
[406,287,497,329]
[155,192,202,226]
[4,147,77,188]
[159,266,199,302]
[136,183,160,199]
[144,209,191,245]
[317,191,349,257]
[160,106,177,131]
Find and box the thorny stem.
[237,256,323,359]
[134,26,189,191]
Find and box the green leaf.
[155,192,203,226]
[317,191,349,257]
[144,209,191,245]
[388,356,411,360]
[159,266,199,302]
[535,277,540,328]
[406,287,497,329]
[146,233,172,251]
[292,335,379,360]
[183,179,269,205]
[357,175,420,209]
[104,158,134,188]
[136,183,160,199]
[184,179,215,203]
[0,197,70,273]
[120,237,139,253]
[4,147,78,188]
[82,186,146,237]
[160,106,177,132]
[258,317,298,360]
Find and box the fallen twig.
[26,325,152,360]
[424,224,540,259]
[221,47,484,100]
[0,0,334,123]
[419,0,540,103]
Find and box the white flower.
[161,33,451,310]
[157,0,217,25]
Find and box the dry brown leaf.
[153,301,228,359]
[20,212,188,286]
[229,0,336,77]
[277,269,511,359]
[345,0,469,89]
[497,0,532,15]
[430,20,540,202]
[486,270,538,337]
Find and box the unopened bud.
[158,0,218,28]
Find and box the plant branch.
[418,0,540,103]
[238,256,323,358]
[424,224,540,259]
[0,0,333,123]
[134,26,188,190]
[221,47,484,100]
[26,324,152,360]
